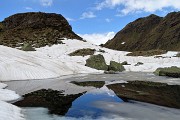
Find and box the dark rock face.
[104,12,180,51]
[0,12,82,48]
[107,81,180,109]
[85,54,108,70]
[14,89,83,115]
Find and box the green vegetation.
[69,48,95,56]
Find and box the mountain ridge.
[104,11,180,51]
[0,12,82,48]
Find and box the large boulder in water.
[85,54,108,70]
[154,66,180,78]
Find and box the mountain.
[104,12,180,51]
[0,12,82,48]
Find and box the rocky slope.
[104,12,180,51]
[0,12,82,48]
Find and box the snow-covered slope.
[0,83,24,120]
[0,39,180,81]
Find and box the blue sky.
[0,0,180,44]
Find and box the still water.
[22,86,180,120]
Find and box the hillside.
[0,39,179,81]
[104,12,180,51]
[0,12,82,48]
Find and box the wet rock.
[154,66,180,78]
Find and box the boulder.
[154,66,180,78]
[85,54,108,70]
[121,61,129,65]
[135,62,144,66]
[108,61,125,72]
[21,43,35,51]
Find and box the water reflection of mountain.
[107,81,180,109]
[14,89,84,115]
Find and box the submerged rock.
[71,81,105,88]
[154,66,180,78]
[85,54,108,70]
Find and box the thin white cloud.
[79,32,115,45]
[96,0,180,15]
[25,7,33,10]
[66,17,75,22]
[80,11,96,19]
[40,0,53,7]
[105,18,112,22]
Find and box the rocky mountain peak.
[0,12,82,48]
[104,11,180,51]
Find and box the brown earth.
[0,12,82,48]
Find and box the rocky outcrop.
[69,48,95,56]
[108,61,125,72]
[104,12,180,51]
[154,66,180,78]
[0,12,82,48]
[85,54,108,70]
